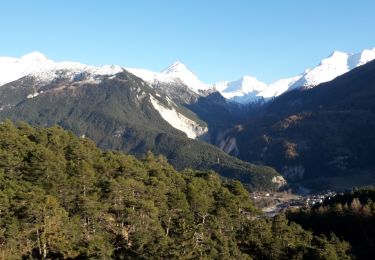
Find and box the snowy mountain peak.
[162,61,189,74]
[223,76,267,93]
[0,52,123,87]
[321,51,349,65]
[0,52,53,86]
[213,47,375,103]
[212,75,267,103]
[348,48,375,68]
[241,76,267,90]
[288,48,375,90]
[215,49,359,104]
[127,60,210,94]
[2,47,375,105]
[242,75,258,81]
[158,61,210,92]
[21,51,49,62]
[329,50,348,57]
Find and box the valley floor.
[252,191,337,217]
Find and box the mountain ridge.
[225,59,375,191]
[0,68,283,190]
[2,47,375,105]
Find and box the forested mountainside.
[0,122,351,259]
[2,52,375,192]
[224,60,375,191]
[0,70,280,190]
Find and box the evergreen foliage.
[0,121,350,259]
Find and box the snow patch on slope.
[27,91,44,99]
[150,96,207,139]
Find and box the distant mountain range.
[213,48,375,103]
[0,53,282,190]
[224,59,375,192]
[2,47,374,105]
[1,48,375,192]
[126,47,375,103]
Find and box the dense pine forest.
[0,121,352,259]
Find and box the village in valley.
[251,190,339,217]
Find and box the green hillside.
[0,122,350,259]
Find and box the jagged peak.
[318,50,349,66]
[162,61,191,74]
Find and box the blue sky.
[1,0,375,83]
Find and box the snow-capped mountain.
[257,76,301,99]
[289,51,350,90]
[213,76,267,103]
[1,47,375,106]
[213,47,375,103]
[126,61,210,94]
[0,52,208,140]
[126,47,375,104]
[0,52,53,86]
[288,48,375,91]
[0,51,123,87]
